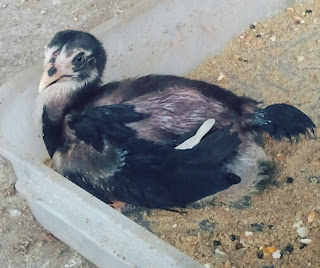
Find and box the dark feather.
[251,104,316,140]
[42,108,65,157]
[68,105,148,151]
[66,104,241,208]
[99,75,259,116]
[110,125,241,208]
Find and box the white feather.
[175,118,215,150]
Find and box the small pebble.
[265,246,277,254]
[294,16,302,24]
[172,223,177,228]
[244,231,253,236]
[270,35,276,42]
[286,177,294,183]
[36,241,43,248]
[296,56,305,62]
[251,222,264,232]
[213,240,222,246]
[272,249,282,259]
[230,196,252,210]
[260,246,277,257]
[293,220,303,228]
[204,264,211,268]
[256,34,261,38]
[224,260,231,268]
[276,153,284,161]
[309,176,320,184]
[235,242,243,250]
[4,185,16,196]
[234,54,240,60]
[8,209,22,217]
[217,73,225,81]
[250,24,256,29]
[297,226,309,238]
[308,211,315,222]
[305,9,312,14]
[40,10,47,14]
[1,3,7,8]
[286,7,294,13]
[230,234,237,241]
[199,219,216,233]
[215,248,226,255]
[284,244,294,253]
[299,243,307,250]
[300,238,312,244]
[257,251,264,259]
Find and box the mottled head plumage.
[35,30,108,125]
[39,30,107,93]
[48,30,107,77]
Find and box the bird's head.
[39,30,107,94]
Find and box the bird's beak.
[38,63,61,92]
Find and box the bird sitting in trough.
[36,30,315,212]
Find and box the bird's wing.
[67,104,241,208]
[67,104,149,152]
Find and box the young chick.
[37,30,315,211]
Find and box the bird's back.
[86,75,258,145]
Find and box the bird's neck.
[39,82,100,157]
[40,89,74,157]
[41,79,101,121]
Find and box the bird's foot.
[110,201,126,212]
[43,158,53,168]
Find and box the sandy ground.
[127,1,320,268]
[1,1,320,268]
[0,1,147,267]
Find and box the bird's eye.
[73,53,86,66]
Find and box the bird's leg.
[110,200,126,212]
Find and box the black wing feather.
[68,105,148,151]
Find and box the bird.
[36,30,315,212]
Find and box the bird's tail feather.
[250,103,315,140]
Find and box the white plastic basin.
[0,0,303,267]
